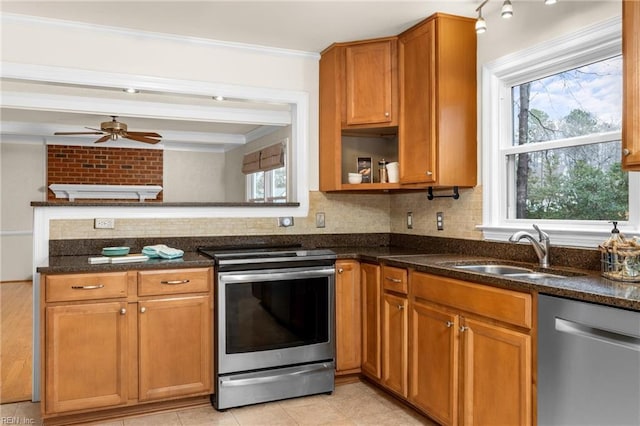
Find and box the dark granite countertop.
[38,246,640,311]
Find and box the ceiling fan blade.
[54,131,105,135]
[127,131,162,138]
[94,135,111,143]
[124,134,161,144]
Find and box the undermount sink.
[454,264,533,275]
[453,264,568,279]
[504,272,567,280]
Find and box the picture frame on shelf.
[357,157,372,183]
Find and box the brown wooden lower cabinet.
[335,260,362,374]
[45,301,128,414]
[381,291,408,398]
[41,268,213,421]
[138,295,212,401]
[409,271,533,426]
[409,301,459,425]
[360,263,381,380]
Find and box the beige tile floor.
[0,381,437,425]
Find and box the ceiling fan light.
[111,133,118,140]
[501,0,514,18]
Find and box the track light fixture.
[475,0,557,34]
[501,0,513,18]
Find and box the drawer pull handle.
[71,284,104,290]
[385,277,402,283]
[160,279,190,285]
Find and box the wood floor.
[1,281,32,404]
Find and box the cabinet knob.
[426,171,433,176]
[446,321,454,328]
[120,308,126,315]
[397,305,404,310]
[338,268,344,274]
[140,307,146,313]
[460,326,469,332]
[384,112,390,117]
[623,148,631,156]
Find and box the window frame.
[480,17,639,247]
[246,167,287,203]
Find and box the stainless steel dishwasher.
[538,294,640,426]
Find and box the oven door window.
[225,278,329,354]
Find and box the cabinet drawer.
[46,272,128,302]
[382,266,408,294]
[411,272,532,329]
[138,268,211,296]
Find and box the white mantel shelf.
[48,184,163,202]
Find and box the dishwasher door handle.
[555,317,640,352]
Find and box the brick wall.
[47,145,163,201]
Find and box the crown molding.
[1,12,320,60]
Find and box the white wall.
[163,150,227,202]
[0,14,321,190]
[0,141,45,280]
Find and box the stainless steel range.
[199,245,336,410]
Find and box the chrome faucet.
[509,224,550,268]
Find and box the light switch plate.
[407,212,413,229]
[316,212,326,228]
[436,212,444,231]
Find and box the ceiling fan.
[54,116,162,144]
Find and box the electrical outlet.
[94,218,115,229]
[407,212,413,229]
[436,212,444,231]
[278,217,294,227]
[316,212,326,228]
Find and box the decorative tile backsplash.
[48,188,484,241]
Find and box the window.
[243,139,288,203]
[247,167,287,202]
[481,18,639,246]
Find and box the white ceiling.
[0,1,482,150]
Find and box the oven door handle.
[219,267,335,283]
[219,362,334,387]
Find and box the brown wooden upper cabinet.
[623,0,640,171]
[319,13,477,192]
[344,39,398,127]
[398,14,477,186]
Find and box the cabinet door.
[461,318,532,426]
[382,292,408,398]
[398,19,436,184]
[345,40,396,126]
[335,260,362,373]
[138,295,212,401]
[360,263,381,380]
[409,302,459,426]
[623,0,640,170]
[45,302,128,414]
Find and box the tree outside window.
[508,55,628,221]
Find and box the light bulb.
[545,0,557,5]
[475,15,487,34]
